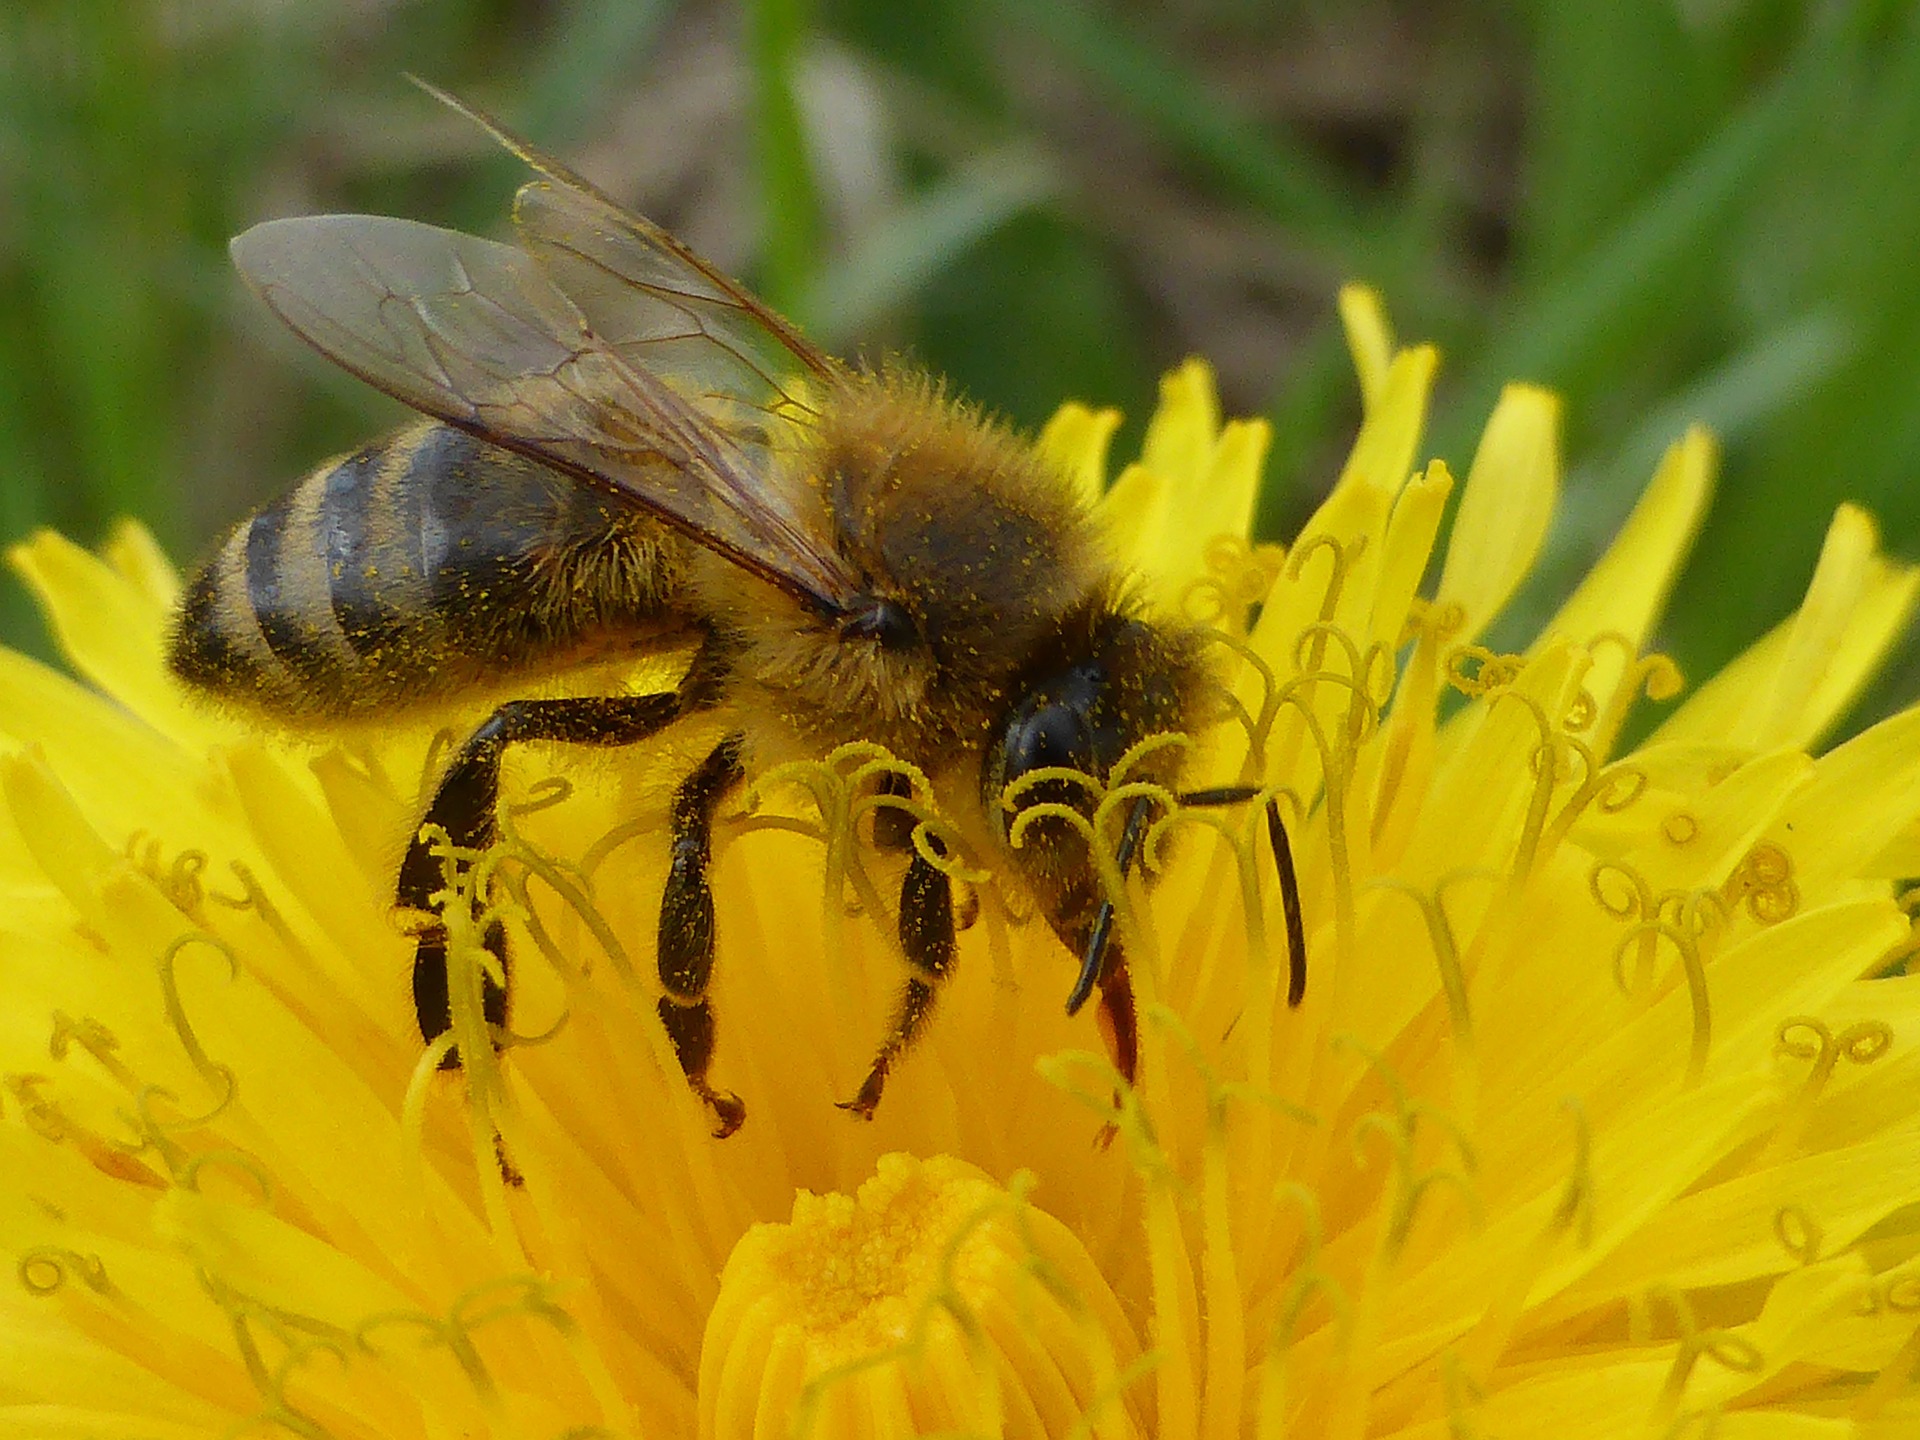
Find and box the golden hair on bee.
[169,80,1305,1140]
[692,365,1110,765]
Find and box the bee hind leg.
[656,734,748,1138]
[840,843,956,1120]
[401,693,685,1069]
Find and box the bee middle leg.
[839,843,956,1120]
[400,692,685,1069]
[656,734,748,1138]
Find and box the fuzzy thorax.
[698,371,1123,768]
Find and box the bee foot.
[701,1086,746,1139]
[492,1130,525,1186]
[835,1069,887,1121]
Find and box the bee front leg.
[840,845,955,1120]
[1055,909,1139,1148]
[1089,955,1140,1151]
[401,693,684,1068]
[656,734,748,1138]
[1093,950,1139,1089]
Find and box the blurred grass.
[746,0,822,320]
[1,0,1918,729]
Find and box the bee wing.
[229,213,861,610]
[407,81,836,507]
[512,176,827,470]
[408,79,834,440]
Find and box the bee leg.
[1082,955,1140,1151]
[1091,946,1140,1090]
[401,693,685,1069]
[1048,911,1141,1150]
[1059,795,1155,1144]
[656,734,748,1138]
[1176,787,1308,1005]
[869,768,916,850]
[840,845,956,1119]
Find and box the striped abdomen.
[170,422,689,721]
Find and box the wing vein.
[231,132,859,611]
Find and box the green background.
[3,0,1918,729]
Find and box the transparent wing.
[412,78,838,575]
[229,213,859,610]
[513,177,825,484]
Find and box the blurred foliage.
[2,0,1919,725]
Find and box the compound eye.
[1008,703,1091,781]
[839,596,920,651]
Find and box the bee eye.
[1008,703,1091,779]
[839,596,919,650]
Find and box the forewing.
[403,80,828,461]
[514,177,830,462]
[230,214,858,608]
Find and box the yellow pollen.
[700,1153,1144,1439]
[773,1159,972,1339]
[7,317,1920,1440]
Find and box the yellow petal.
[1038,401,1123,511]
[1542,426,1716,704]
[1797,550,1920,745]
[0,1411,221,1440]
[1139,357,1221,484]
[1367,460,1453,654]
[9,529,213,749]
[0,648,206,831]
[1435,384,1562,644]
[1338,284,1394,414]
[1329,342,1438,503]
[1654,506,1920,752]
[1605,747,1813,895]
[1564,1113,1920,1296]
[1099,460,1170,580]
[1190,417,1268,548]
[1151,417,1272,616]
[1397,642,1584,887]
[153,1186,414,1327]
[1753,505,1910,749]
[0,749,122,928]
[1770,703,1920,893]
[102,517,182,610]
[1097,360,1271,609]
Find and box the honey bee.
[169,86,1305,1137]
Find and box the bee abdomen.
[169,422,679,722]
[170,453,370,719]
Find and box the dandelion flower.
[5,288,1920,1438]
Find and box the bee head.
[982,604,1208,894]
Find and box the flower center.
[699,1153,1144,1438]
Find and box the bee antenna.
[1065,794,1154,1017]
[403,72,499,133]
[1176,783,1259,807]
[1266,797,1307,1006]
[402,74,616,206]
[1163,784,1308,1007]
